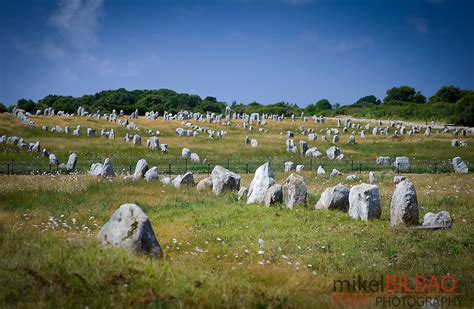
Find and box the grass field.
[0,113,473,307]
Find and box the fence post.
[397,163,400,174]
[310,158,313,171]
[246,163,249,174]
[56,162,59,172]
[11,160,13,174]
[168,163,171,176]
[359,163,362,173]
[185,158,188,172]
[6,163,9,176]
[434,160,437,173]
[351,160,354,172]
[207,163,210,175]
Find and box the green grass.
[0,113,473,307]
[0,172,473,307]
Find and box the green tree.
[384,86,426,103]
[17,99,36,113]
[0,103,7,113]
[315,99,332,110]
[452,92,474,126]
[429,86,463,103]
[353,95,381,107]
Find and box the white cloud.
[408,17,429,35]
[49,0,104,49]
[41,41,66,60]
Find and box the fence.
[0,157,471,176]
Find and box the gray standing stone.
[299,141,308,155]
[133,159,149,180]
[390,180,419,227]
[317,166,326,175]
[393,156,410,171]
[264,184,283,207]
[172,172,195,188]
[284,161,296,173]
[210,165,241,196]
[421,211,452,229]
[97,203,163,257]
[190,153,200,163]
[369,171,376,184]
[250,139,258,148]
[452,157,468,173]
[247,162,275,204]
[87,128,95,137]
[90,163,103,176]
[283,173,307,209]
[66,153,78,170]
[330,169,342,177]
[295,165,304,173]
[376,156,391,166]
[326,146,341,160]
[315,183,349,212]
[101,158,116,177]
[348,184,381,221]
[182,148,191,159]
[197,177,213,191]
[237,186,248,200]
[147,136,159,150]
[49,153,58,166]
[144,167,159,182]
[132,134,141,146]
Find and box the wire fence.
[0,157,471,176]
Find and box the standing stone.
[97,204,163,257]
[422,211,452,229]
[237,187,248,200]
[196,177,213,191]
[172,172,195,188]
[264,184,283,207]
[369,171,376,184]
[299,141,308,155]
[147,136,159,150]
[90,163,103,176]
[284,161,296,172]
[133,134,141,146]
[393,176,406,185]
[393,156,410,171]
[49,153,58,166]
[452,157,468,173]
[250,139,258,147]
[190,153,200,163]
[182,148,191,159]
[376,156,391,166]
[332,135,339,143]
[109,129,115,139]
[144,167,159,182]
[348,135,356,144]
[315,183,349,212]
[330,169,342,177]
[133,159,149,180]
[308,133,317,141]
[87,128,95,137]
[210,165,241,196]
[160,144,168,153]
[390,180,419,227]
[286,139,297,153]
[317,166,326,175]
[326,146,341,160]
[295,165,304,173]
[348,184,381,221]
[66,153,78,170]
[283,173,307,209]
[101,158,116,177]
[247,162,275,204]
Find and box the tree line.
[1,85,472,126]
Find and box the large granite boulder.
[144,167,159,182]
[393,156,410,171]
[133,159,149,180]
[390,180,419,227]
[376,156,391,166]
[421,211,452,229]
[326,146,341,160]
[101,158,116,177]
[182,148,191,159]
[196,177,213,191]
[90,163,103,176]
[283,173,307,209]
[97,203,163,257]
[66,153,78,171]
[264,184,283,207]
[172,172,195,188]
[348,184,381,221]
[315,183,349,212]
[284,161,295,173]
[452,157,468,173]
[210,165,241,195]
[247,162,275,204]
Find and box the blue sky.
[1,0,473,106]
